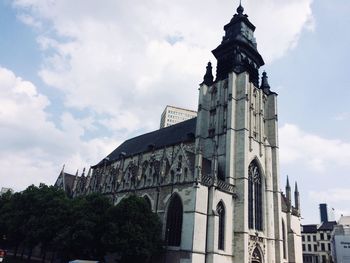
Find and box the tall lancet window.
[282,219,287,259]
[166,194,183,246]
[248,160,263,231]
[217,201,225,250]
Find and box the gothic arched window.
[166,194,183,246]
[248,160,263,231]
[282,219,287,259]
[143,195,152,210]
[252,247,262,263]
[217,201,225,250]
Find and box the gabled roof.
[94,117,197,167]
[319,221,337,231]
[302,224,318,233]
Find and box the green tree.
[32,185,70,261]
[55,193,112,261]
[0,190,13,249]
[103,195,163,263]
[0,191,27,257]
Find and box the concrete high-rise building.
[56,3,303,263]
[320,204,329,223]
[160,105,197,128]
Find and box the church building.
[55,3,302,263]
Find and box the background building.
[160,105,197,128]
[302,204,337,263]
[320,204,335,223]
[331,216,350,263]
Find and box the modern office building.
[160,105,197,128]
[331,216,350,263]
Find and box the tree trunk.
[50,250,56,263]
[14,244,18,257]
[20,246,25,260]
[42,249,46,262]
[27,247,33,261]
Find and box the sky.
[0,0,349,224]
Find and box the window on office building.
[308,235,311,242]
[321,243,325,251]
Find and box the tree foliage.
[0,185,163,262]
[103,196,163,263]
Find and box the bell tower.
[212,4,264,86]
[194,3,284,263]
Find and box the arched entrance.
[251,247,263,263]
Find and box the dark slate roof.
[319,221,337,231]
[302,224,318,233]
[94,117,197,167]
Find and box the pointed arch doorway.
[251,247,263,263]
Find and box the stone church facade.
[55,4,302,263]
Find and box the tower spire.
[261,71,271,94]
[286,175,291,209]
[212,1,264,85]
[294,181,300,214]
[237,0,244,15]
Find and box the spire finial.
[286,175,290,188]
[202,61,214,86]
[60,164,65,175]
[261,71,271,90]
[237,0,244,15]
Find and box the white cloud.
[2,1,316,190]
[280,123,350,172]
[0,66,117,191]
[309,189,350,203]
[11,0,314,134]
[309,189,350,219]
[334,112,350,121]
[16,13,42,29]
